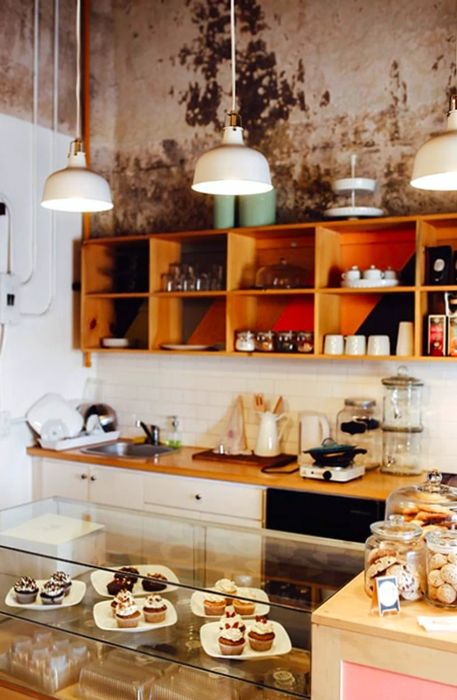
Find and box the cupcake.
[143,595,167,623]
[107,576,134,596]
[247,617,275,652]
[214,578,237,604]
[40,581,65,606]
[219,605,246,633]
[111,589,134,617]
[115,599,141,628]
[13,576,39,604]
[232,597,256,616]
[51,571,72,597]
[141,572,168,592]
[218,627,245,656]
[203,593,226,616]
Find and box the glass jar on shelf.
[235,331,256,352]
[364,515,425,602]
[425,529,457,607]
[336,398,381,469]
[255,331,276,353]
[276,331,296,353]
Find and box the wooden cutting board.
[192,450,296,468]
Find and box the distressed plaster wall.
[91,0,457,236]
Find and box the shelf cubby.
[83,237,150,294]
[150,295,226,350]
[82,296,149,350]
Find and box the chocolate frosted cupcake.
[107,576,134,595]
[51,571,72,597]
[141,573,168,592]
[14,576,38,604]
[40,580,64,606]
[115,567,140,584]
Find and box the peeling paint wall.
[90,0,457,235]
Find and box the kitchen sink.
[82,442,176,459]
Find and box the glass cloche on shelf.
[255,257,308,289]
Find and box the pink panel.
[342,661,457,700]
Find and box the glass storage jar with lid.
[364,515,425,602]
[385,470,457,530]
[425,529,457,607]
[381,365,423,432]
[336,398,381,469]
[235,330,255,352]
[254,257,308,289]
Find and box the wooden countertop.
[27,445,421,501]
[312,572,457,654]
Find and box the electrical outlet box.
[0,411,11,438]
[0,273,20,324]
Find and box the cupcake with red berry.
[219,605,246,633]
[143,595,167,623]
[218,627,246,656]
[13,576,39,604]
[247,616,275,652]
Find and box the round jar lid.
[370,514,422,541]
[425,529,457,550]
[382,365,423,387]
[344,397,376,409]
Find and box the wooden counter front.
[311,574,457,699]
[27,446,419,501]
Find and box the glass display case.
[0,497,364,699]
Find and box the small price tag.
[372,575,400,616]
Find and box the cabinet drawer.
[143,474,264,521]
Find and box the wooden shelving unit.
[81,213,457,364]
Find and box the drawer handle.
[195,494,202,501]
[90,475,97,482]
[80,474,88,480]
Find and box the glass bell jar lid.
[370,514,422,541]
[386,470,457,528]
[381,365,423,387]
[255,257,308,289]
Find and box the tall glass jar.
[336,398,381,469]
[364,515,425,602]
[425,530,457,607]
[381,365,423,432]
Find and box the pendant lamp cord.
[230,0,236,113]
[75,0,81,140]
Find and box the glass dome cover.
[385,470,457,530]
[255,257,308,289]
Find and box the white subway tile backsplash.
[97,355,457,474]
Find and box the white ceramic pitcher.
[254,411,287,457]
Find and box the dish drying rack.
[324,154,384,219]
[39,430,120,451]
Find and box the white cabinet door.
[37,460,89,500]
[88,466,144,510]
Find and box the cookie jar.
[425,530,457,607]
[385,470,457,531]
[364,515,425,602]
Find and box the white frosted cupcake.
[218,627,245,656]
[111,589,134,617]
[248,617,275,652]
[219,605,246,633]
[115,599,141,628]
[203,593,226,616]
[214,578,237,604]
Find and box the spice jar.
[296,331,314,354]
[336,398,381,469]
[364,515,425,602]
[425,530,457,607]
[255,331,276,352]
[276,331,296,353]
[235,330,256,352]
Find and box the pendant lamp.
[410,94,457,191]
[41,0,113,212]
[192,0,272,196]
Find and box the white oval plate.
[93,597,177,632]
[5,580,86,611]
[101,337,131,348]
[160,344,214,351]
[90,564,179,597]
[332,177,377,194]
[341,278,399,288]
[190,587,270,618]
[200,620,291,660]
[324,206,384,218]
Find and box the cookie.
[447,552,457,565]
[368,548,398,565]
[428,569,444,588]
[366,556,398,580]
[436,583,457,605]
[429,552,448,570]
[440,563,457,587]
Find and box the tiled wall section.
[97,355,457,474]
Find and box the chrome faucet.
[136,421,160,445]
